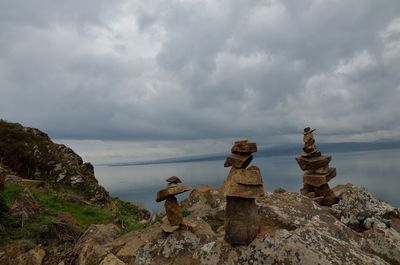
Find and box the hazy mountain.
[106,141,400,167]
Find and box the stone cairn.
[295,127,338,206]
[156,176,191,233]
[223,140,264,245]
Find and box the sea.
[94,148,400,211]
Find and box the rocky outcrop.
[1,184,398,265]
[40,212,82,245]
[0,120,109,203]
[132,184,400,265]
[9,188,40,226]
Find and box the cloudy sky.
[1,0,400,162]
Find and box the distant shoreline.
[99,141,400,167]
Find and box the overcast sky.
[1,0,400,162]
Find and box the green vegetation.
[205,217,224,233]
[182,208,191,217]
[0,119,57,179]
[30,189,111,230]
[1,183,23,207]
[0,183,149,245]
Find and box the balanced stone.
[225,197,260,245]
[315,184,331,197]
[231,140,257,154]
[224,154,253,169]
[303,174,328,187]
[223,167,264,198]
[296,156,331,171]
[166,176,182,184]
[165,196,183,226]
[156,177,191,233]
[156,185,191,202]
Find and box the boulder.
[9,188,40,226]
[71,224,121,265]
[15,246,46,265]
[99,254,125,265]
[134,187,398,264]
[332,184,396,230]
[40,212,81,244]
[105,225,162,264]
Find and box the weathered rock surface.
[15,246,46,265]
[40,212,81,244]
[9,188,40,225]
[131,185,400,265]
[71,224,121,265]
[332,184,397,230]
[1,184,398,265]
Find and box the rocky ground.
[1,183,398,265]
[1,120,399,264]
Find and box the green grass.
[206,217,224,233]
[182,208,191,217]
[0,183,150,245]
[109,198,149,234]
[2,183,23,207]
[30,189,111,230]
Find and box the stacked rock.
[295,127,338,206]
[156,176,191,233]
[223,140,264,245]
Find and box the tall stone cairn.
[295,127,338,206]
[156,176,191,233]
[223,140,264,245]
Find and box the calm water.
[94,149,400,211]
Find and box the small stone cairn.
[156,176,192,233]
[223,140,264,245]
[295,127,338,206]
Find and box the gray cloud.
[1,0,400,144]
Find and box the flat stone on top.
[156,185,191,202]
[231,140,257,154]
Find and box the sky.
[1,0,400,163]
